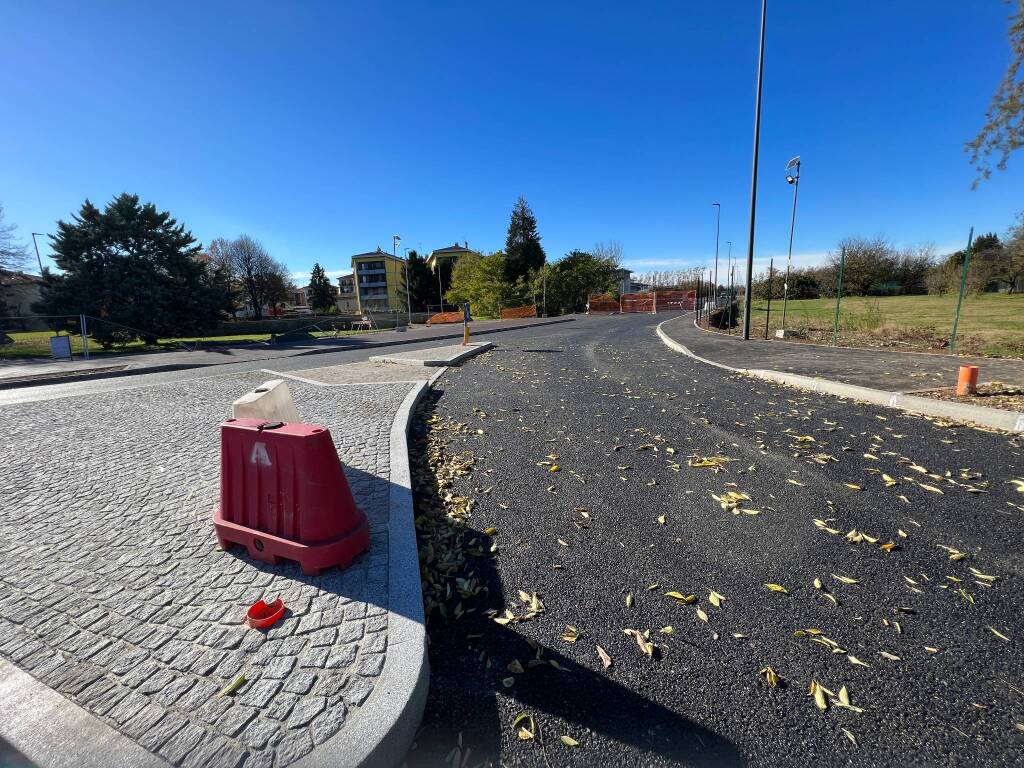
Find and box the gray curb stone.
[0,658,168,768]
[368,341,494,367]
[656,317,1024,433]
[294,372,440,768]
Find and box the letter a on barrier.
[250,442,272,467]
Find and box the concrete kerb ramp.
[369,341,493,367]
[656,318,1024,434]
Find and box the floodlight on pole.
[31,233,47,274]
[781,155,801,332]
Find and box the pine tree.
[504,196,546,283]
[33,193,231,345]
[405,250,434,312]
[307,262,335,313]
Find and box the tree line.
[749,216,1024,301]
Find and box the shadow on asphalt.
[405,390,742,767]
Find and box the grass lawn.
[1,326,394,360]
[0,331,272,360]
[746,293,1024,358]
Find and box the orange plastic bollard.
[956,365,979,396]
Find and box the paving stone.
[157,722,208,765]
[262,656,297,680]
[282,672,316,695]
[309,703,347,746]
[121,703,166,739]
[240,717,281,750]
[265,692,299,721]
[215,704,257,737]
[285,696,327,729]
[275,731,314,765]
[238,679,281,709]
[181,737,247,768]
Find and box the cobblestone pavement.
[0,372,415,767]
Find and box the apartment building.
[351,248,407,313]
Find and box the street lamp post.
[781,156,801,331]
[393,234,404,322]
[403,246,411,325]
[712,203,721,303]
[31,233,46,273]
[742,0,768,340]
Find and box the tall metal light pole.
[742,0,767,340]
[393,234,402,320]
[31,233,47,273]
[403,246,412,324]
[781,156,801,331]
[712,203,721,301]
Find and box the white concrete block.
[232,379,301,423]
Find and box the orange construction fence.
[589,290,696,314]
[426,311,464,325]
[500,304,538,320]
[587,294,620,313]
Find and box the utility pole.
[742,0,767,340]
[542,271,547,317]
[949,228,974,355]
[712,203,721,301]
[764,257,774,339]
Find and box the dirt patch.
[912,382,1024,412]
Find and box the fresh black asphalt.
[408,313,1023,767]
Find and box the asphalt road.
[407,313,1024,767]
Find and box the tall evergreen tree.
[504,196,546,283]
[306,262,335,312]
[406,250,433,311]
[33,193,231,345]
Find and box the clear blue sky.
[4,1,1022,281]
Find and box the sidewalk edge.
[297,374,440,768]
[0,658,168,768]
[656,319,1024,434]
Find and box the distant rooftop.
[430,242,472,255]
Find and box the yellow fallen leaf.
[708,590,725,608]
[596,645,612,668]
[759,666,781,688]
[665,591,696,603]
[987,626,1011,642]
[842,728,858,747]
[845,483,863,491]
[832,573,859,585]
[695,606,709,623]
[560,735,580,747]
[919,483,944,494]
[847,655,871,667]
[787,478,806,487]
[765,583,789,594]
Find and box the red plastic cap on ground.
[214,418,370,575]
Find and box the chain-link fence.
[695,234,1024,358]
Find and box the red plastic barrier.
[214,418,370,576]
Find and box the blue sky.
[4,1,1022,282]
